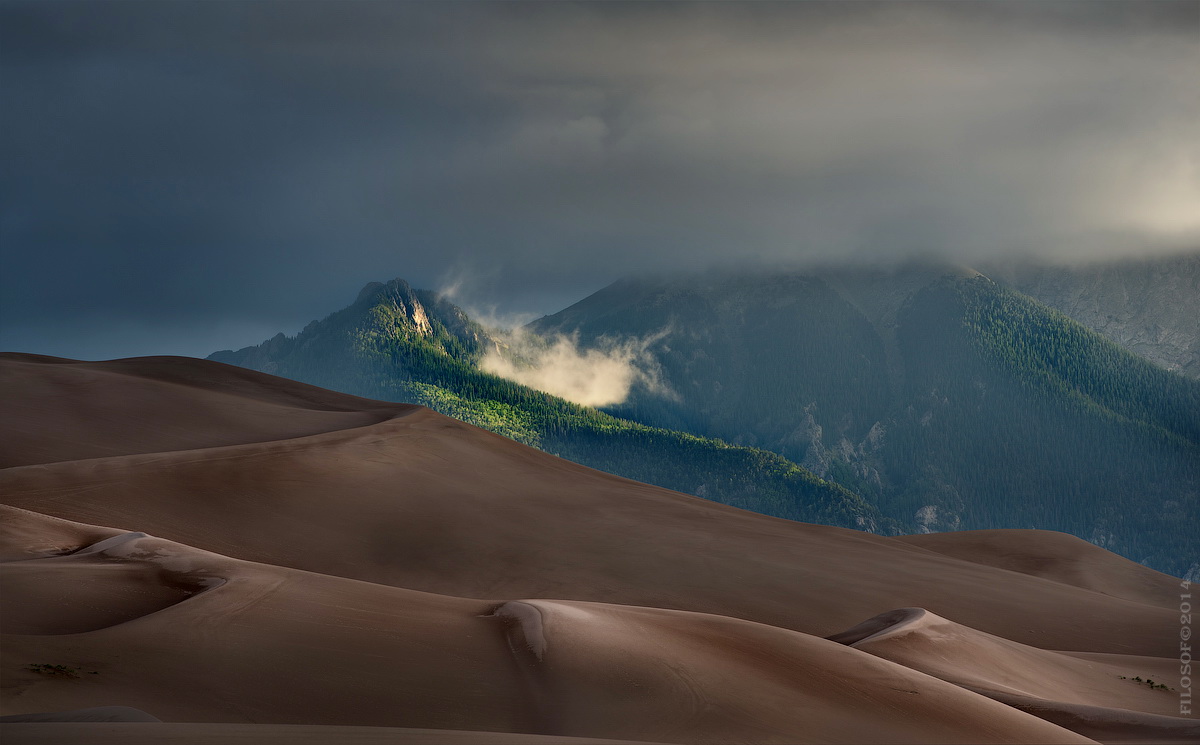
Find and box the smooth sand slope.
[1,507,1092,744]
[1,354,1191,743]
[895,530,1179,609]
[0,723,668,745]
[829,608,1199,743]
[0,353,408,467]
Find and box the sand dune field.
[2,354,1192,743]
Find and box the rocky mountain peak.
[356,278,433,336]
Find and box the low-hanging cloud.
[480,328,673,409]
[2,1,1197,360]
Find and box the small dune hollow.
[0,532,222,635]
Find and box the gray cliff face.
[994,252,1200,379]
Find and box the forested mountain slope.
[210,280,886,533]
[531,267,1200,576]
[989,251,1200,379]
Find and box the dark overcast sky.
[2,1,1197,360]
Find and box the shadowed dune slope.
[894,530,1178,608]
[0,507,1094,744]
[1,706,161,722]
[0,556,207,635]
[981,692,1200,745]
[0,505,124,562]
[0,354,412,467]
[0,507,549,733]
[492,598,1094,744]
[0,356,1181,659]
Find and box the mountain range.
[990,252,1200,379]
[211,256,1199,577]
[210,280,889,534]
[533,262,1199,576]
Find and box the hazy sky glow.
[2,1,1197,359]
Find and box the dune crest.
[0,522,226,635]
[894,530,1179,609]
[0,353,412,468]
[824,606,928,645]
[830,607,1196,742]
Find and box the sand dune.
[1,506,544,732]
[831,608,1180,715]
[1,354,1190,743]
[1,507,1093,743]
[1,705,161,722]
[829,607,1196,742]
[0,362,1178,656]
[895,530,1179,608]
[0,503,124,562]
[491,598,1094,743]
[981,692,1200,745]
[0,353,408,467]
[0,554,207,635]
[0,723,667,745]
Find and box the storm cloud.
[2,1,1196,359]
